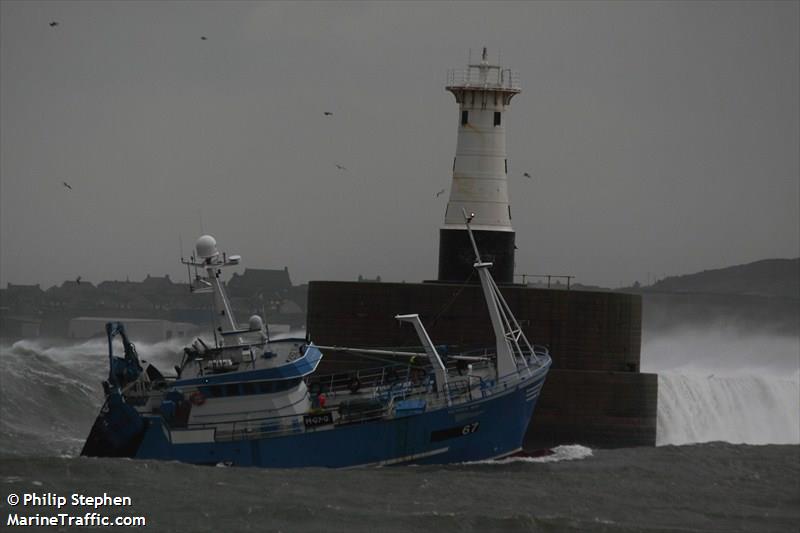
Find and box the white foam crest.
[3,336,186,374]
[7,338,107,363]
[511,444,593,464]
[657,372,800,446]
[0,344,102,395]
[465,445,593,465]
[132,338,187,371]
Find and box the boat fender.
[189,391,206,406]
[348,376,361,394]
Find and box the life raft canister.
[190,391,206,406]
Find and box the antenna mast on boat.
[181,235,242,344]
[463,210,537,379]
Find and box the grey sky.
[1,1,797,289]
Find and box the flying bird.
[200,36,207,41]
[335,164,347,171]
[435,189,445,198]
[323,111,333,116]
[523,172,532,179]
[62,181,73,190]
[49,21,59,28]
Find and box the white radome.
[248,315,264,332]
[195,235,219,259]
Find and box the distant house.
[1,283,44,313]
[95,275,208,323]
[139,274,183,309]
[227,268,292,299]
[140,274,177,292]
[97,280,136,293]
[44,280,97,309]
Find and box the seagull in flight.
[523,172,532,179]
[335,164,347,171]
[49,21,59,28]
[62,181,73,190]
[323,111,333,116]
[435,189,445,198]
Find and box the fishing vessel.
[81,216,551,467]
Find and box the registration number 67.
[461,422,480,435]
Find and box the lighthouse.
[438,47,520,284]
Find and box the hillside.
[646,258,799,298]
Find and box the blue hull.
[133,374,546,468]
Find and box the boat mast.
[181,235,242,346]
[463,210,536,379]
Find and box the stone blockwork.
[308,281,642,371]
[527,369,658,449]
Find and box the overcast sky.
[1,1,797,289]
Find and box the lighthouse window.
[494,112,501,126]
[461,110,468,125]
[505,159,508,174]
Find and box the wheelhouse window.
[200,378,303,398]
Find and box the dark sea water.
[1,336,798,532]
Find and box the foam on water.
[521,444,593,463]
[464,445,593,465]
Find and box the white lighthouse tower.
[438,47,521,284]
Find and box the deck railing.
[446,67,521,91]
[170,347,550,443]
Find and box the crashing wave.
[657,372,800,445]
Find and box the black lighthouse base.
[438,228,515,283]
